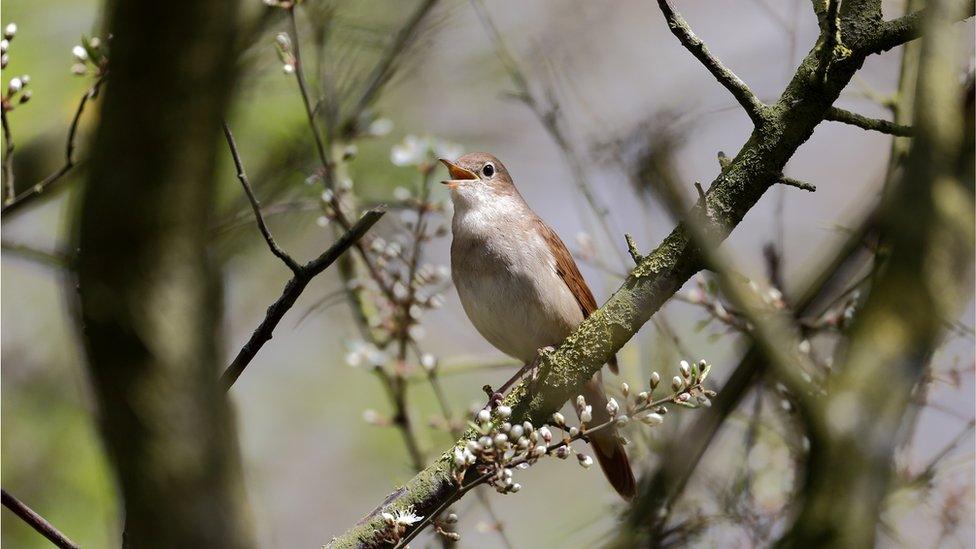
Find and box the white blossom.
[580,405,592,424]
[391,134,425,166]
[392,186,411,201]
[369,117,393,136]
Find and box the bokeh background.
[2,0,973,547]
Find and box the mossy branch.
[327,2,974,547]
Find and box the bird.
[439,152,636,500]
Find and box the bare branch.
[220,207,385,391]
[2,109,14,201]
[222,122,301,273]
[1,76,106,218]
[284,7,398,305]
[2,489,80,549]
[780,176,817,192]
[656,0,768,125]
[824,106,915,136]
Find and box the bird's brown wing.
[535,218,619,374]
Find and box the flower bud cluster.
[378,507,423,545]
[0,23,31,112]
[449,358,717,499]
[70,36,108,77]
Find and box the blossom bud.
[580,405,592,424]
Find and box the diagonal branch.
[219,207,385,391]
[2,488,80,549]
[222,122,301,273]
[656,0,768,125]
[329,1,964,546]
[343,0,440,136]
[824,106,915,136]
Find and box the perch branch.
[328,1,951,546]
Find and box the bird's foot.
[481,347,555,412]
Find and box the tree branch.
[656,0,768,125]
[343,0,440,137]
[219,207,385,391]
[824,106,915,136]
[2,489,80,549]
[222,122,301,273]
[2,108,14,202]
[329,1,956,545]
[1,76,105,218]
[866,1,975,54]
[778,0,976,543]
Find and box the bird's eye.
[482,163,495,177]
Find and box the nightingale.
[439,152,636,500]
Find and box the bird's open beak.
[439,158,478,190]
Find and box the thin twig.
[343,0,441,136]
[2,108,14,201]
[824,106,915,136]
[780,176,817,192]
[1,241,71,269]
[213,200,321,236]
[469,0,629,267]
[1,489,80,549]
[285,5,397,304]
[219,207,385,391]
[222,122,301,273]
[2,76,106,218]
[656,0,768,125]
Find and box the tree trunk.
[74,1,252,546]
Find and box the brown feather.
[534,218,619,374]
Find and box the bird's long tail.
[582,376,636,500]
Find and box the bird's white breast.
[450,195,584,363]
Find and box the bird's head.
[438,152,516,210]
